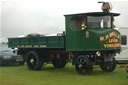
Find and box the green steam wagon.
[8,2,126,74]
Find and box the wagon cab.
[65,12,120,52]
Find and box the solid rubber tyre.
[100,57,117,72]
[75,55,93,75]
[52,54,67,68]
[26,51,42,70]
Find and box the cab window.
[87,16,111,28]
[70,16,85,30]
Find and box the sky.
[1,0,128,41]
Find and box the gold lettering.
[104,44,107,48]
[25,45,32,47]
[33,45,39,47]
[105,35,109,40]
[100,37,104,41]
[21,45,24,47]
[40,45,47,48]
[103,44,121,48]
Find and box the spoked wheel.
[75,55,93,75]
[26,51,43,70]
[52,54,67,68]
[100,57,117,72]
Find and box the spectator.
[126,64,128,79]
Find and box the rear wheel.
[52,53,67,68]
[100,57,117,72]
[26,51,43,70]
[75,55,93,75]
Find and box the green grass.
[0,64,127,85]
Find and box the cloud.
[1,0,128,38]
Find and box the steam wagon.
[8,2,126,74]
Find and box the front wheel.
[26,51,43,70]
[75,55,93,75]
[52,54,67,68]
[100,57,117,72]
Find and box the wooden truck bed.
[8,36,65,49]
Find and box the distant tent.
[25,33,45,37]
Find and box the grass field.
[0,64,127,85]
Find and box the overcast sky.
[1,0,128,39]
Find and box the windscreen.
[87,16,111,28]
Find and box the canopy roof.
[64,12,120,17]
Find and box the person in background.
[126,64,128,79]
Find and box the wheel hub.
[79,64,83,68]
[75,56,93,74]
[30,58,34,64]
